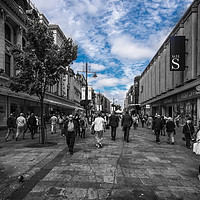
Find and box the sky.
[31,0,193,108]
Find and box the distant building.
[94,92,111,114]
[124,76,140,115]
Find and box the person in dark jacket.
[182,117,195,149]
[62,115,78,155]
[121,111,133,142]
[109,112,119,141]
[28,113,37,139]
[160,116,166,136]
[166,117,176,145]
[5,113,16,141]
[152,115,163,143]
[79,115,88,138]
[74,114,80,137]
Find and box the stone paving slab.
[1,124,200,199]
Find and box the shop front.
[0,92,79,129]
[161,96,177,118]
[176,87,200,126]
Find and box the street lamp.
[78,62,97,117]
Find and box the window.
[5,24,11,42]
[5,54,11,76]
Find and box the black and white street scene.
[0,0,200,199]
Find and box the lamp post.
[78,62,97,117]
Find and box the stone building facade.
[139,0,200,125]
[95,92,111,114]
[0,0,83,129]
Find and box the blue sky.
[31,0,193,107]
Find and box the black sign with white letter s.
[170,36,185,71]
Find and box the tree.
[10,18,78,144]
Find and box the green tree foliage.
[10,18,78,143]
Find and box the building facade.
[139,0,200,125]
[94,92,111,114]
[0,0,82,129]
[124,76,140,115]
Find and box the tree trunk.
[40,98,45,144]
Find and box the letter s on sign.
[172,58,180,70]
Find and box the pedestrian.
[141,115,146,128]
[28,113,37,139]
[166,117,176,145]
[23,112,31,134]
[174,114,181,128]
[74,114,80,137]
[50,114,58,134]
[35,114,39,133]
[79,115,88,138]
[193,127,200,154]
[5,113,16,141]
[15,113,26,141]
[121,111,133,143]
[132,114,138,130]
[152,115,163,144]
[92,112,105,148]
[58,114,64,129]
[105,114,109,130]
[192,120,200,180]
[182,117,195,149]
[62,115,78,155]
[147,115,153,129]
[109,112,119,141]
[193,120,200,140]
[160,116,166,136]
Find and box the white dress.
[193,130,200,155]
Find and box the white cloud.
[111,35,155,60]
[31,0,66,13]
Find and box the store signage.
[170,36,185,71]
[81,87,92,100]
[88,87,92,100]
[146,105,150,109]
[81,87,86,100]
[177,89,200,102]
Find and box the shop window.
[5,54,11,76]
[5,24,11,42]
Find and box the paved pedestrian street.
[0,125,200,200]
